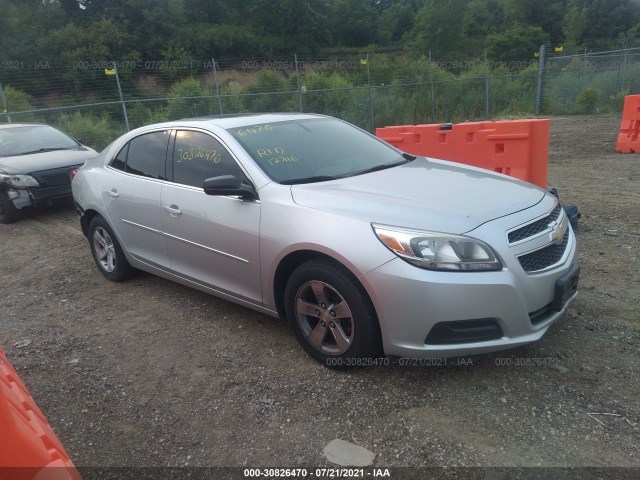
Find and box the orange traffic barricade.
[0,348,80,480]
[376,119,550,189]
[616,94,640,153]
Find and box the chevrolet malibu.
[71,113,579,367]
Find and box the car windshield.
[0,125,79,157]
[229,118,410,184]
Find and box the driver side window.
[172,131,245,188]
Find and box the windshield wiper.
[19,147,71,156]
[280,175,341,185]
[346,153,417,178]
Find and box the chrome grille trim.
[508,203,562,244]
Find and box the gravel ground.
[1,114,639,474]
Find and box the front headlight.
[372,224,503,272]
[0,174,40,188]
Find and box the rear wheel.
[284,259,382,368]
[0,191,21,224]
[88,216,136,281]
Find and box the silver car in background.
[71,113,579,367]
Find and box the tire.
[284,259,382,368]
[88,216,136,282]
[0,191,21,224]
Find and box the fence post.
[212,58,223,114]
[535,45,546,115]
[582,47,587,86]
[429,50,435,123]
[617,48,628,93]
[113,63,130,131]
[0,82,10,123]
[484,49,489,118]
[366,53,375,131]
[295,54,303,113]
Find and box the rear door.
[160,129,262,303]
[103,129,170,269]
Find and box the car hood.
[0,148,98,175]
[290,157,545,234]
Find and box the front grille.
[31,164,82,188]
[508,203,562,243]
[518,230,570,273]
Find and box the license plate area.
[551,264,580,312]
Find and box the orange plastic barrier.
[0,348,80,480]
[376,119,550,189]
[616,94,640,153]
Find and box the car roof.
[174,112,329,130]
[0,123,50,130]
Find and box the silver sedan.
[71,113,579,367]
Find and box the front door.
[160,129,262,304]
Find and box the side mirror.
[203,175,258,200]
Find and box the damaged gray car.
[0,123,98,223]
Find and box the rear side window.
[171,130,245,188]
[111,143,128,171]
[110,130,169,179]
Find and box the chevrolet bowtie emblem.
[548,214,568,245]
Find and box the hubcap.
[93,227,116,272]
[295,280,354,355]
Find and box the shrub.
[241,71,297,113]
[576,87,599,114]
[166,77,216,120]
[1,86,35,122]
[609,90,629,112]
[55,111,124,151]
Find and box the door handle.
[163,205,182,216]
[107,189,119,198]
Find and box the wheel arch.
[272,249,378,324]
[80,208,103,238]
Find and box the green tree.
[462,0,505,39]
[486,25,549,63]
[500,0,566,45]
[377,1,417,45]
[563,0,588,47]
[328,0,377,46]
[408,0,470,57]
[580,0,640,48]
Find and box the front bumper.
[3,184,74,210]
[363,223,578,359]
[4,187,32,209]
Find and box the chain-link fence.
[539,45,640,115]
[1,47,638,151]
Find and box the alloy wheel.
[93,226,116,272]
[294,280,354,355]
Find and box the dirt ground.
[1,114,639,474]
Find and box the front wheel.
[88,216,136,281]
[284,259,382,368]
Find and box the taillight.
[70,169,79,181]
